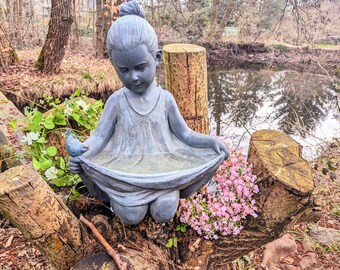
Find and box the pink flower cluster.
[178,147,259,240]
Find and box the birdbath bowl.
[78,145,224,200]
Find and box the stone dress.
[79,88,224,207]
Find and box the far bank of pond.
[199,42,340,79]
[207,68,339,160]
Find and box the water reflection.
[208,69,339,159]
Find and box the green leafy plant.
[176,223,187,233]
[165,237,179,248]
[19,90,103,188]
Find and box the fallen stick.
[79,215,127,270]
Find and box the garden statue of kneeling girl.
[67,0,229,225]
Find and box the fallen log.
[0,165,94,270]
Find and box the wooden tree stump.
[174,130,317,269]
[0,165,94,270]
[163,44,209,134]
[247,129,315,233]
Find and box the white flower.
[64,105,73,116]
[21,132,40,145]
[44,166,58,180]
[76,100,89,111]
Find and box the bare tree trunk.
[36,0,74,74]
[205,0,220,40]
[0,20,19,73]
[95,0,104,57]
[70,0,80,50]
[102,0,112,58]
[112,1,127,22]
[96,0,126,58]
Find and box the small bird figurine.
[66,129,89,157]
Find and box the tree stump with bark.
[163,44,209,134]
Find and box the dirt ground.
[0,47,339,269]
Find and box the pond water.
[207,69,339,160]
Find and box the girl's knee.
[150,190,179,223]
[111,201,148,225]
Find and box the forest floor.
[0,46,339,269]
[0,140,338,269]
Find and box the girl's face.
[110,45,160,95]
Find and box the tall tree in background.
[205,0,245,41]
[36,0,74,74]
[95,0,126,58]
[0,20,19,73]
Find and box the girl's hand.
[69,156,83,174]
[212,140,230,160]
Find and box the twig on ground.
[79,215,127,270]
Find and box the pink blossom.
[178,144,259,240]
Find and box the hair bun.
[119,0,145,18]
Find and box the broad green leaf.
[52,177,66,187]
[32,157,41,170]
[43,121,55,129]
[176,224,187,233]
[54,113,66,125]
[165,238,173,248]
[60,157,66,170]
[57,169,64,176]
[173,237,178,248]
[46,146,57,157]
[29,122,41,132]
[39,155,52,170]
[44,114,54,124]
[36,137,45,143]
[71,113,80,123]
[31,111,42,123]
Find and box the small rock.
[262,234,298,270]
[309,226,340,248]
[298,252,318,269]
[302,237,313,253]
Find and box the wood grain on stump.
[0,165,93,270]
[247,130,314,233]
[163,44,209,134]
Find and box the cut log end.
[249,129,314,195]
[163,43,206,53]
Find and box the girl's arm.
[83,93,118,157]
[167,93,229,159]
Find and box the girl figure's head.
[107,1,162,94]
